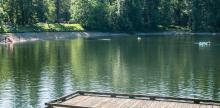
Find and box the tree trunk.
[55,0,60,23]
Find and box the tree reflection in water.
[0,35,220,107]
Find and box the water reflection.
[0,36,220,107]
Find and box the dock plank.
[92,97,113,107]
[50,95,220,108]
[174,102,200,108]
[117,99,140,108]
[164,101,178,108]
[97,97,120,108]
[148,101,163,108]
[183,103,200,108]
[153,101,175,108]
[199,105,212,108]
[129,99,146,108]
[141,100,155,108]
[213,106,220,108]
[62,96,90,105]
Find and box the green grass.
[0,23,84,33]
[0,23,192,33]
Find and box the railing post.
[78,91,85,95]
[194,100,200,104]
[110,94,116,98]
[150,97,156,100]
[129,95,135,99]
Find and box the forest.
[0,0,220,32]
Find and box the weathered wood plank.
[151,101,173,108]
[183,103,200,108]
[75,96,103,107]
[147,101,162,108]
[60,96,220,108]
[199,105,212,108]
[97,97,120,108]
[171,102,186,108]
[92,97,113,107]
[129,99,145,108]
[141,100,157,108]
[158,101,175,108]
[62,96,91,106]
[117,99,138,108]
[213,106,220,108]
[165,101,179,108]
[77,91,220,104]
[47,91,220,108]
[112,98,131,108]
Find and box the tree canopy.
[0,0,220,32]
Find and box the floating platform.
[46,91,220,108]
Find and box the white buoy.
[137,37,141,41]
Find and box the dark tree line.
[1,0,220,32]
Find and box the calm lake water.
[0,35,220,107]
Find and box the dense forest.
[0,0,220,32]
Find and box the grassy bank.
[0,23,192,34]
[0,23,84,33]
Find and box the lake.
[0,35,220,107]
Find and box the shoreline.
[1,31,220,43]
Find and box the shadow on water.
[0,35,220,107]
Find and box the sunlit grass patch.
[0,23,84,33]
[35,23,84,32]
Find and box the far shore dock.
[46,91,220,108]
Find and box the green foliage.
[160,0,172,26]
[0,6,7,32]
[1,0,220,32]
[71,0,92,28]
[43,0,56,22]
[0,23,84,33]
[106,1,121,31]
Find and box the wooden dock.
[46,91,220,108]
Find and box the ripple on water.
[0,36,220,107]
